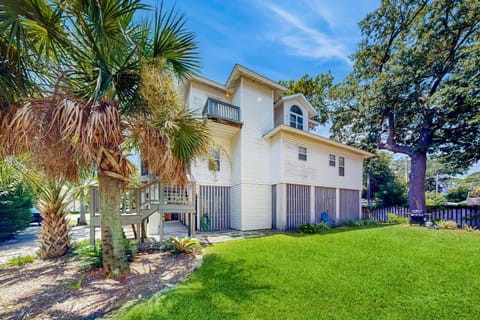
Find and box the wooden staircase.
[89,180,196,244]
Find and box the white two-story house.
[148,64,372,233]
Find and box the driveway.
[0,224,94,264]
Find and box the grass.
[118,225,480,320]
[4,254,36,268]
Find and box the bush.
[70,239,137,270]
[345,220,381,228]
[0,162,34,242]
[299,222,330,234]
[387,213,408,224]
[167,237,201,255]
[436,220,458,230]
[6,254,36,267]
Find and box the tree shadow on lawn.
[120,253,273,320]
[281,223,398,238]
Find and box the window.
[339,156,345,176]
[329,154,336,167]
[289,105,303,130]
[208,148,220,171]
[298,146,307,161]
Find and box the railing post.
[135,188,141,216]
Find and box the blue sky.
[153,0,379,83]
[144,0,479,175]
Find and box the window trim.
[298,146,307,161]
[289,105,304,130]
[339,156,345,176]
[329,154,336,167]
[208,148,220,171]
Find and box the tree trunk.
[408,151,427,211]
[98,173,129,275]
[78,189,87,225]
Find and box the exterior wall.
[270,134,283,184]
[279,132,364,190]
[236,77,274,230]
[231,184,242,229]
[190,134,232,186]
[241,183,272,230]
[274,104,284,127]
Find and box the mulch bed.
[0,251,197,319]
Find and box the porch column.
[335,188,340,224]
[158,213,165,243]
[358,190,363,220]
[310,185,315,224]
[276,183,287,231]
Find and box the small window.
[339,156,345,176]
[208,148,220,171]
[329,154,336,167]
[290,105,304,130]
[298,146,307,161]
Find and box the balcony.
[202,98,243,128]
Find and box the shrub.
[6,254,36,267]
[167,237,201,255]
[387,213,408,224]
[0,161,34,241]
[299,222,330,234]
[70,239,137,270]
[346,220,362,227]
[299,223,316,234]
[437,220,458,230]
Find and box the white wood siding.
[191,134,232,186]
[240,78,273,184]
[280,132,363,190]
[231,184,241,229]
[241,183,272,230]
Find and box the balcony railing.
[202,97,241,123]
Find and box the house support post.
[276,183,287,231]
[310,185,315,224]
[358,190,363,220]
[159,213,165,243]
[190,212,196,238]
[335,188,340,225]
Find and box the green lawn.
[118,225,480,320]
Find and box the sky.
[144,0,479,175]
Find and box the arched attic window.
[289,105,303,130]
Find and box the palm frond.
[150,2,200,78]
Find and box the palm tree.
[1,0,208,275]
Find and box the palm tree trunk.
[98,172,129,274]
[78,189,87,225]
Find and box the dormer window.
[289,105,303,130]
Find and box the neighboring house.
[147,64,372,233]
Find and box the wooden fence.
[363,206,480,227]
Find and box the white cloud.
[262,3,351,64]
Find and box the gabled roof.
[226,64,287,94]
[275,93,317,118]
[188,74,228,92]
[263,124,373,158]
